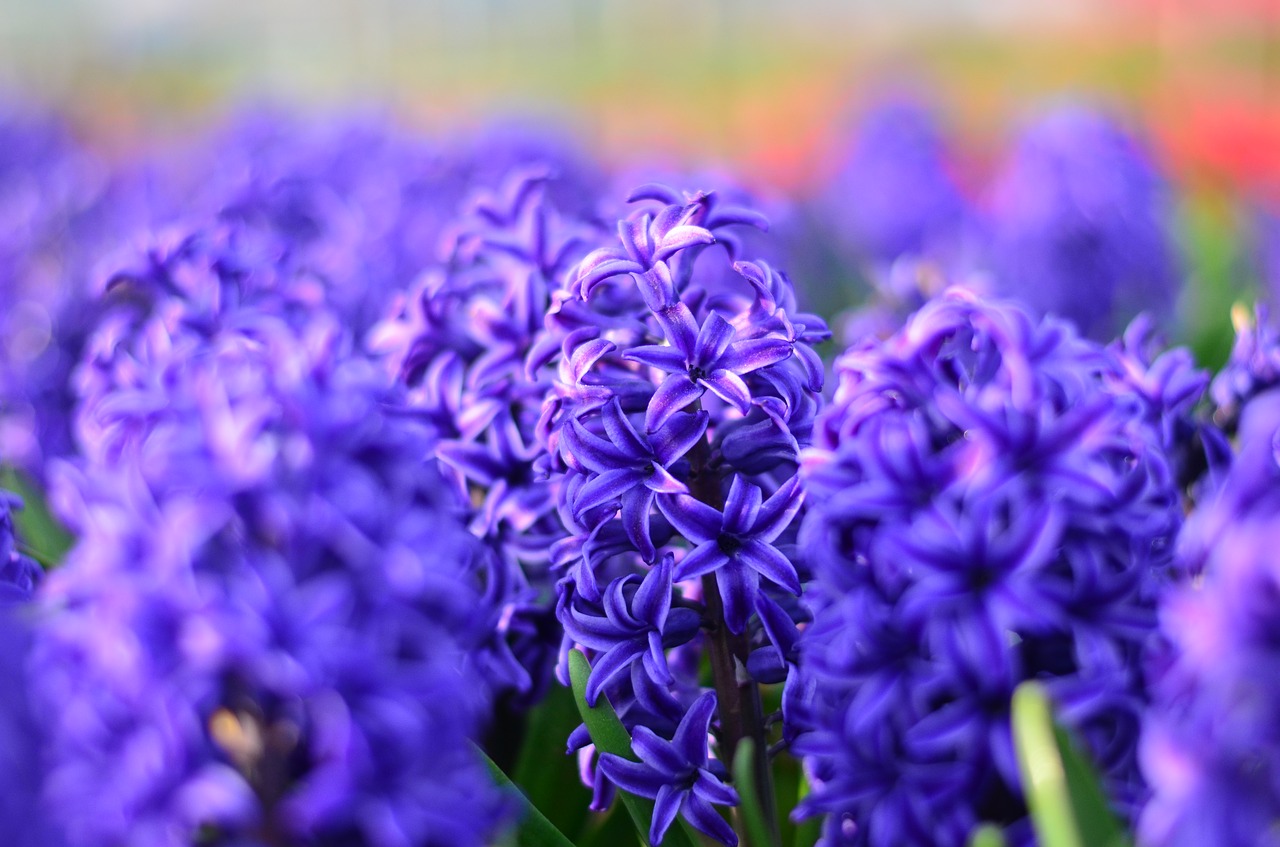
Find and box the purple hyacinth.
[1140,392,1280,846]
[599,692,740,847]
[36,218,514,847]
[986,106,1181,340]
[372,166,607,707]
[794,288,1187,847]
[536,183,828,844]
[821,96,973,266]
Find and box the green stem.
[685,415,780,847]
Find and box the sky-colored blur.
[4,0,1279,194]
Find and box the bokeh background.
[4,0,1280,364]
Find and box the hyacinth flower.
[820,96,973,267]
[987,105,1181,340]
[1209,302,1280,434]
[598,692,740,846]
[1140,392,1280,847]
[372,166,608,707]
[37,269,514,846]
[534,184,828,845]
[793,289,1189,847]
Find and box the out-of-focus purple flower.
[794,288,1186,846]
[372,166,606,708]
[1140,392,1280,846]
[37,234,513,847]
[598,691,739,847]
[821,97,973,266]
[987,106,1180,340]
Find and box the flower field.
[3,5,1280,846]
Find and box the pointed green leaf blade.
[477,743,578,847]
[567,650,700,847]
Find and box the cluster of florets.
[29,212,515,847]
[1139,391,1280,846]
[532,184,828,845]
[372,167,608,705]
[794,289,1187,846]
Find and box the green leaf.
[732,738,780,847]
[967,823,1008,847]
[567,650,700,847]
[477,743,578,847]
[1,466,73,568]
[513,683,594,841]
[1011,681,1131,847]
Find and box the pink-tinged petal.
[720,337,794,374]
[753,475,805,542]
[569,337,616,384]
[673,691,717,764]
[657,494,723,543]
[574,468,645,516]
[692,771,740,807]
[585,642,647,706]
[650,784,684,847]
[700,370,752,414]
[598,754,664,799]
[651,410,709,466]
[723,476,763,535]
[577,257,643,299]
[619,217,655,266]
[563,418,629,474]
[643,463,687,495]
[646,375,704,433]
[627,183,683,205]
[634,553,674,625]
[620,487,657,562]
[625,345,688,374]
[684,794,740,846]
[694,312,736,366]
[717,565,758,634]
[655,224,716,262]
[636,262,678,312]
[601,398,648,459]
[738,539,801,595]
[653,301,700,357]
[734,260,777,310]
[673,543,730,582]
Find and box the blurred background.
[3,0,1280,362]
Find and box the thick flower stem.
[687,420,780,847]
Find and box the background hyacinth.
[819,97,973,270]
[1140,388,1280,847]
[794,289,1189,846]
[371,164,609,709]
[32,214,514,847]
[986,107,1181,341]
[531,182,828,844]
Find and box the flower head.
[599,691,740,846]
[987,106,1180,339]
[794,288,1186,846]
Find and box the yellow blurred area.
[3,0,1280,193]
